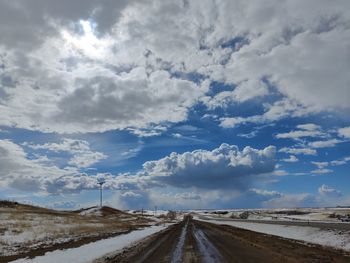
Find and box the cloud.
[0,0,349,135]
[0,66,208,133]
[318,184,342,197]
[275,123,327,140]
[116,190,151,210]
[146,189,241,210]
[262,193,317,208]
[203,79,269,109]
[281,155,298,163]
[175,192,201,200]
[311,161,329,169]
[276,130,324,140]
[212,13,350,112]
[338,126,350,139]
[249,188,282,198]
[51,201,78,210]
[310,161,335,174]
[0,0,129,50]
[128,126,168,138]
[0,139,277,196]
[1,0,350,209]
[0,139,146,194]
[273,169,288,176]
[308,139,343,148]
[25,139,107,168]
[237,123,275,139]
[143,143,276,190]
[311,168,333,174]
[279,147,316,155]
[309,157,350,174]
[0,139,78,192]
[219,98,313,128]
[247,186,345,208]
[296,123,321,131]
[330,160,346,166]
[330,156,350,166]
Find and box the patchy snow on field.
[193,207,350,222]
[198,219,350,252]
[127,209,170,216]
[78,207,102,216]
[0,204,153,257]
[11,225,168,263]
[0,211,87,256]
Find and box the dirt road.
[95,215,350,263]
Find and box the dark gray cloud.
[0,0,128,49]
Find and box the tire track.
[170,218,188,263]
[192,224,222,263]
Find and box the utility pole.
[97,180,105,207]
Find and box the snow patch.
[10,225,168,263]
[79,207,102,216]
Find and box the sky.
[0,0,350,210]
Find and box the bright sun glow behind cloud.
[62,20,111,59]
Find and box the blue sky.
[0,0,350,210]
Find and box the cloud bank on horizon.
[0,0,349,209]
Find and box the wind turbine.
[97,179,105,207]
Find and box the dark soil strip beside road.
[195,220,350,263]
[97,216,350,263]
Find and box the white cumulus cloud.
[318,184,342,197]
[143,143,276,190]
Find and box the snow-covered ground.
[79,207,103,216]
[0,211,103,256]
[126,209,170,217]
[197,218,350,252]
[11,225,169,263]
[0,204,152,257]
[192,207,350,222]
[127,209,185,222]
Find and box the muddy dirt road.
[95,215,350,263]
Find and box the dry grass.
[0,202,153,257]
